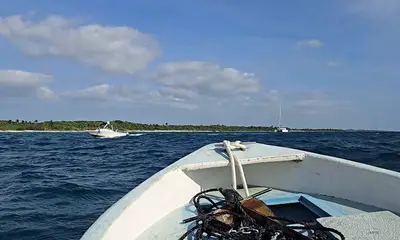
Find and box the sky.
[0,0,399,130]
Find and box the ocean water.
[0,132,399,240]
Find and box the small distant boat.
[81,140,400,240]
[275,101,289,133]
[275,126,289,133]
[88,121,129,138]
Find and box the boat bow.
[81,141,400,240]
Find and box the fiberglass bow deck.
[81,140,400,240]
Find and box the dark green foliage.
[0,120,344,132]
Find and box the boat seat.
[317,211,400,240]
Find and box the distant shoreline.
[0,130,211,133]
[0,130,218,133]
[0,129,346,133]
[0,120,345,132]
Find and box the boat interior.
[137,186,400,239]
[82,142,400,240]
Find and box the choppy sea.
[0,132,399,240]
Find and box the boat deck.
[137,186,399,240]
[80,142,400,240]
[176,142,306,169]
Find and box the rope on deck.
[223,140,250,197]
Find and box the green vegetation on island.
[0,120,344,132]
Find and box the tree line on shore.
[0,120,344,132]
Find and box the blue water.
[0,132,399,240]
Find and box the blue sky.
[0,0,399,130]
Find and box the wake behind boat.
[81,141,400,240]
[88,121,129,139]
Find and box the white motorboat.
[81,140,400,240]
[88,121,129,138]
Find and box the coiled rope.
[179,188,345,240]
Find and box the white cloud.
[295,39,324,48]
[159,100,198,110]
[293,98,338,116]
[147,90,198,109]
[0,70,51,87]
[0,15,160,75]
[62,84,199,110]
[54,60,261,111]
[154,61,260,98]
[248,90,280,106]
[0,70,54,99]
[62,84,133,102]
[251,90,339,116]
[67,84,110,100]
[295,99,335,108]
[326,60,340,67]
[37,86,58,100]
[158,87,198,101]
[264,89,280,102]
[348,0,400,21]
[290,91,339,115]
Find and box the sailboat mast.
[278,102,282,127]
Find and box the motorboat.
[80,140,400,239]
[88,121,129,138]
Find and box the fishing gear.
[179,188,345,240]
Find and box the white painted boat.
[275,127,289,133]
[275,101,289,133]
[80,141,400,240]
[88,121,129,138]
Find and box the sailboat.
[275,101,289,132]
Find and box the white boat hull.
[89,121,129,138]
[275,127,289,132]
[81,141,400,240]
[275,129,289,132]
[88,130,129,138]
